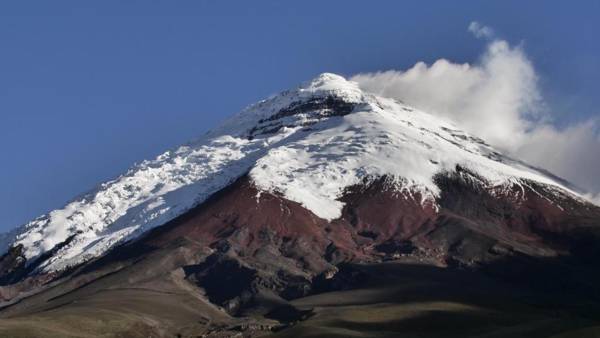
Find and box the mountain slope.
[1,171,599,337]
[1,74,600,337]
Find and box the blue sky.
[1,1,599,231]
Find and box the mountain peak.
[302,72,350,89]
[208,72,364,138]
[299,72,363,102]
[310,72,346,82]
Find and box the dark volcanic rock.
[248,96,356,139]
[0,245,26,285]
[185,254,258,314]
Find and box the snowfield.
[0,73,584,273]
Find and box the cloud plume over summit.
[351,22,600,199]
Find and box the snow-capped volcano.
[0,73,585,274]
[2,73,600,338]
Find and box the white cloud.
[516,121,600,191]
[351,23,600,199]
[351,39,541,152]
[468,21,494,39]
[587,193,600,205]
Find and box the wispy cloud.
[468,21,494,39]
[351,22,600,202]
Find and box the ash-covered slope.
[0,73,590,275]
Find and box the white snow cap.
[0,73,581,273]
